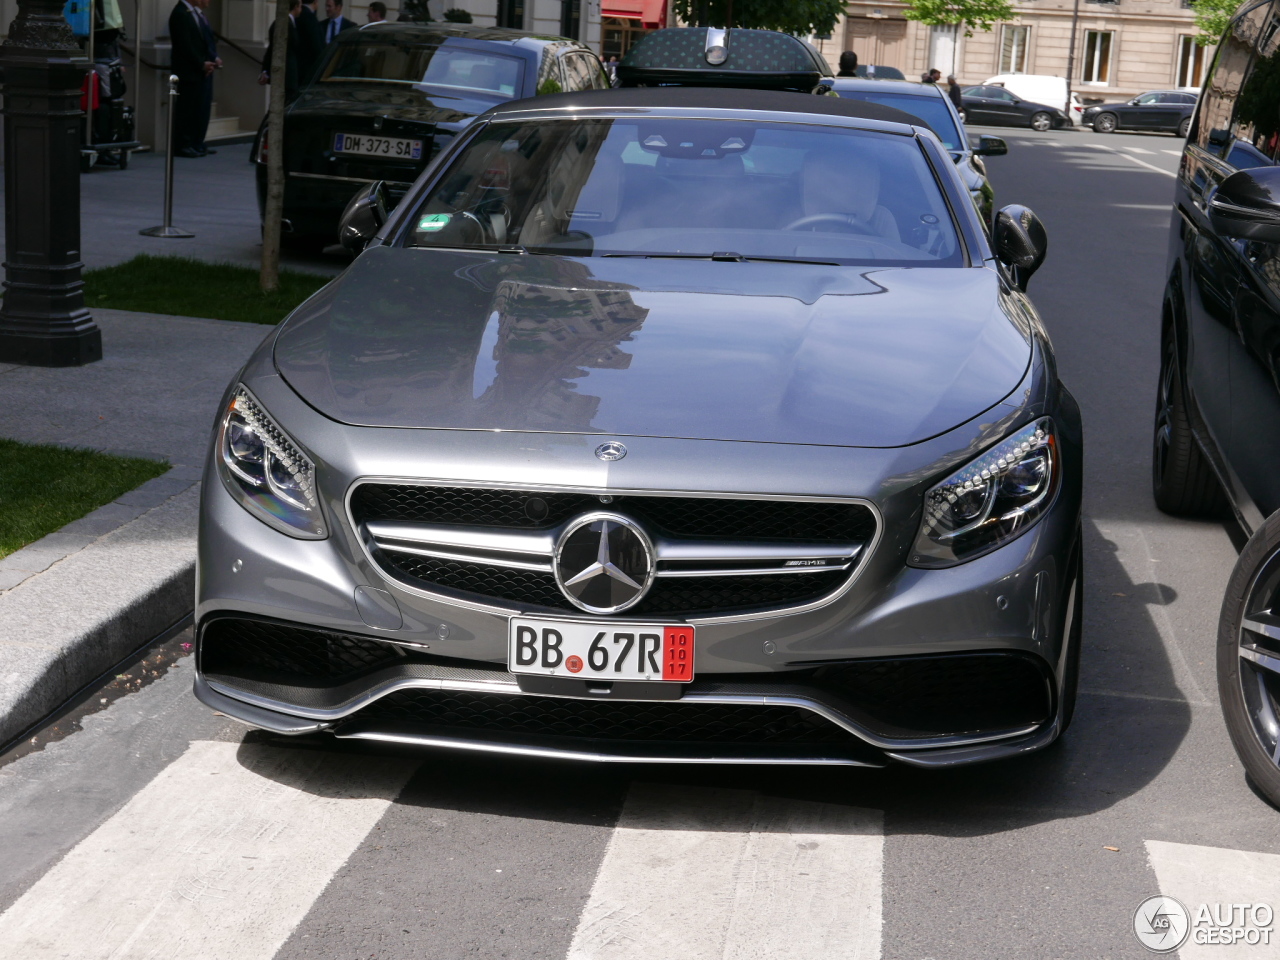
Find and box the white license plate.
[509,618,695,682]
[333,132,423,160]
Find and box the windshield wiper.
[602,252,839,266]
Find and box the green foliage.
[673,0,847,36]
[0,440,167,559]
[82,255,329,325]
[903,0,1016,36]
[1189,0,1238,46]
[442,7,473,22]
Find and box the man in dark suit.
[320,0,357,45]
[168,0,221,157]
[259,0,302,102]
[296,0,325,84]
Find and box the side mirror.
[339,180,389,255]
[973,135,1008,157]
[1209,166,1280,242]
[993,204,1047,291]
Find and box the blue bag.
[63,0,91,37]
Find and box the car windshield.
[318,41,524,98]
[405,118,961,266]
[834,90,962,150]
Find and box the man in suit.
[259,0,303,102]
[168,0,221,157]
[320,0,358,44]
[296,0,325,83]
[366,1,386,23]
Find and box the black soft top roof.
[488,87,927,130]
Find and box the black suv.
[1154,0,1280,806]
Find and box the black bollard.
[0,0,100,367]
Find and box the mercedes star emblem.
[554,512,654,614]
[595,441,627,461]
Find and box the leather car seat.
[801,150,901,243]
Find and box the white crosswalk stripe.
[0,740,415,960]
[1124,146,1156,154]
[565,782,884,960]
[1146,839,1280,957]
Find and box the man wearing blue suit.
[320,0,358,45]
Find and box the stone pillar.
[0,0,101,366]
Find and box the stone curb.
[0,481,200,749]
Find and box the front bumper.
[196,471,1081,768]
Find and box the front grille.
[814,653,1052,738]
[352,689,853,745]
[354,483,876,617]
[351,484,877,542]
[200,617,412,686]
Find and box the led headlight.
[910,418,1057,568]
[217,386,327,539]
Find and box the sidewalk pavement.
[0,309,275,747]
[0,143,345,276]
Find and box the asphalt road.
[1,125,1277,960]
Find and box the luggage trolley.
[65,0,142,171]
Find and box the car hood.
[287,82,496,124]
[274,246,1031,448]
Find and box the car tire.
[1152,331,1226,516]
[1177,116,1192,138]
[1218,511,1280,808]
[1094,113,1118,133]
[1030,111,1052,132]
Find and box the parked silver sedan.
[195,87,1083,769]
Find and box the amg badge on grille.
[554,513,654,614]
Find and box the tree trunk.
[260,0,291,293]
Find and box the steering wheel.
[453,210,492,243]
[784,213,876,235]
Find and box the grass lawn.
[0,439,169,559]
[82,255,331,325]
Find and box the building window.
[1177,35,1207,88]
[497,0,524,28]
[561,0,581,40]
[1081,30,1114,84]
[603,17,648,61]
[929,23,959,76]
[999,25,1029,73]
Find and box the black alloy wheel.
[1030,111,1053,132]
[1152,331,1226,516]
[1177,116,1192,138]
[1094,112,1118,133]
[1219,512,1280,808]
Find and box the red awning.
[602,0,666,29]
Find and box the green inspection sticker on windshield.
[417,213,451,232]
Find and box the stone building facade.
[812,0,1210,102]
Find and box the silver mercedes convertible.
[194,87,1082,768]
